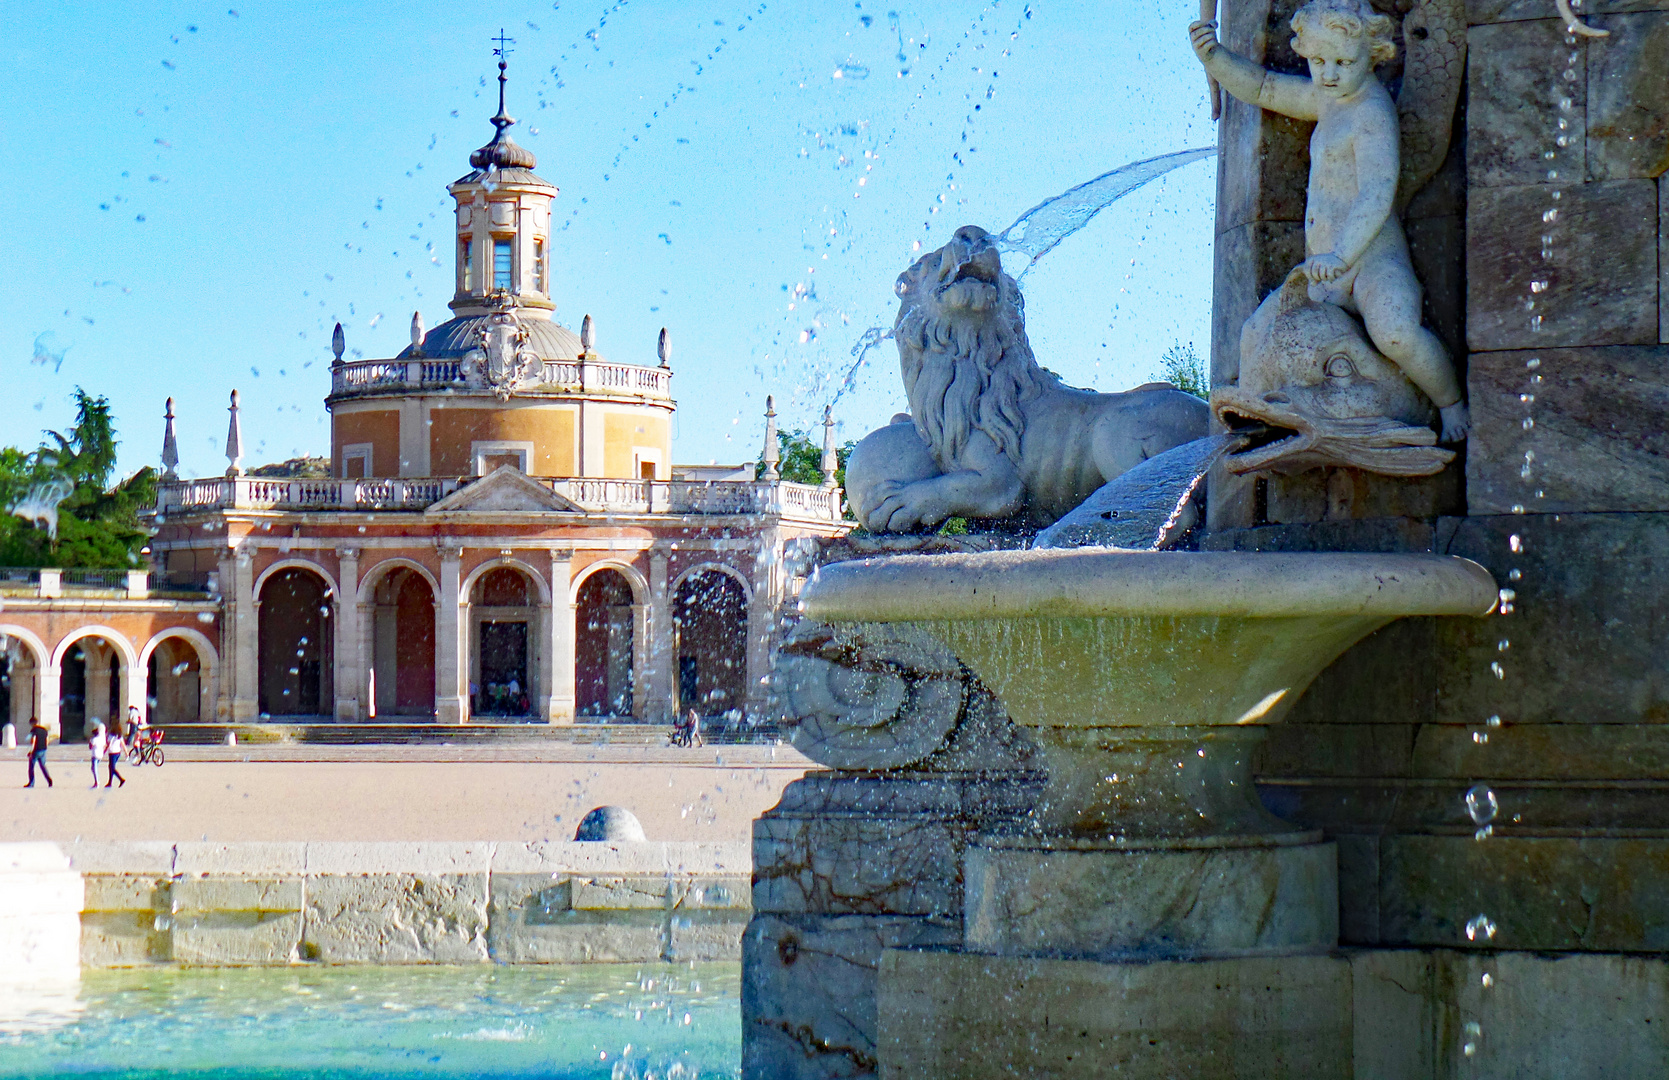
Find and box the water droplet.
[1487,714,1502,728]
[1511,504,1526,514]
[1465,914,1498,942]
[1526,357,1541,369]
[1509,534,1524,552]
[1481,973,1494,988]
[1491,661,1505,679]
[1466,785,1499,827]
[1473,731,1489,744]
[1522,417,1535,431]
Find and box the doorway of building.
[470,567,537,719]
[576,569,635,718]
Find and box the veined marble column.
[435,547,465,725]
[547,549,575,724]
[646,550,675,723]
[230,547,258,721]
[333,548,361,721]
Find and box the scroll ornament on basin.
[774,619,966,770]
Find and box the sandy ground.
[0,744,812,843]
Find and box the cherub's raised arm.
[1189,21,1318,122]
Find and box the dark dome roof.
[470,132,538,171]
[398,314,584,363]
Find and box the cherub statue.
[1190,0,1469,443]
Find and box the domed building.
[0,61,847,739]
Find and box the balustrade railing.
[329,356,672,400]
[151,475,843,522]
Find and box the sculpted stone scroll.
[843,226,1209,533]
[1191,0,1472,470]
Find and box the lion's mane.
[895,269,1048,468]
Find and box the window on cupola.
[462,240,474,291]
[494,239,513,291]
[534,239,547,293]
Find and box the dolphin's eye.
[1324,354,1356,379]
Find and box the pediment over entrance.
[425,466,584,514]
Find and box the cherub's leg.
[1353,258,1471,442]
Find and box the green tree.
[0,389,155,569]
[756,428,856,490]
[1152,342,1208,399]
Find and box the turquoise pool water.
[0,964,739,1079]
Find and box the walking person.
[104,728,126,788]
[87,720,106,788]
[24,717,52,788]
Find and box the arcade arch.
[672,566,749,719]
[368,564,436,717]
[141,629,218,725]
[575,567,637,718]
[258,566,334,716]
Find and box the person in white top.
[87,721,106,788]
[104,729,126,788]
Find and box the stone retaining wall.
[52,840,749,966]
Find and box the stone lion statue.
[844,225,1209,532]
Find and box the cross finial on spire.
[492,29,516,128]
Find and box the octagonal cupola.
[448,52,557,320]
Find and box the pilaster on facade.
[435,546,465,725]
[646,550,675,723]
[547,548,576,724]
[334,548,362,721]
[230,547,258,722]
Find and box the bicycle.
[128,728,165,767]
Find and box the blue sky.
[0,1,1219,479]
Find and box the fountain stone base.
[877,948,1352,1080]
[965,830,1336,959]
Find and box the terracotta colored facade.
[1,82,849,740]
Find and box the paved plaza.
[0,743,810,843]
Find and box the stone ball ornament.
[774,619,966,770]
[574,805,647,842]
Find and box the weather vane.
[493,29,515,62]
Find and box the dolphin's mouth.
[1210,388,1456,478]
[1215,398,1313,474]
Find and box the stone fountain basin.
[802,548,1496,958]
[801,548,1498,838]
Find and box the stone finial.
[762,395,781,482]
[410,311,426,357]
[657,327,671,369]
[820,404,838,490]
[225,389,244,478]
[580,314,594,356]
[161,397,179,481]
[331,322,346,366]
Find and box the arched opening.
[147,637,203,724]
[372,567,436,718]
[1,635,40,732]
[258,567,334,717]
[576,570,635,718]
[673,569,748,720]
[471,567,536,718]
[59,636,124,739]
